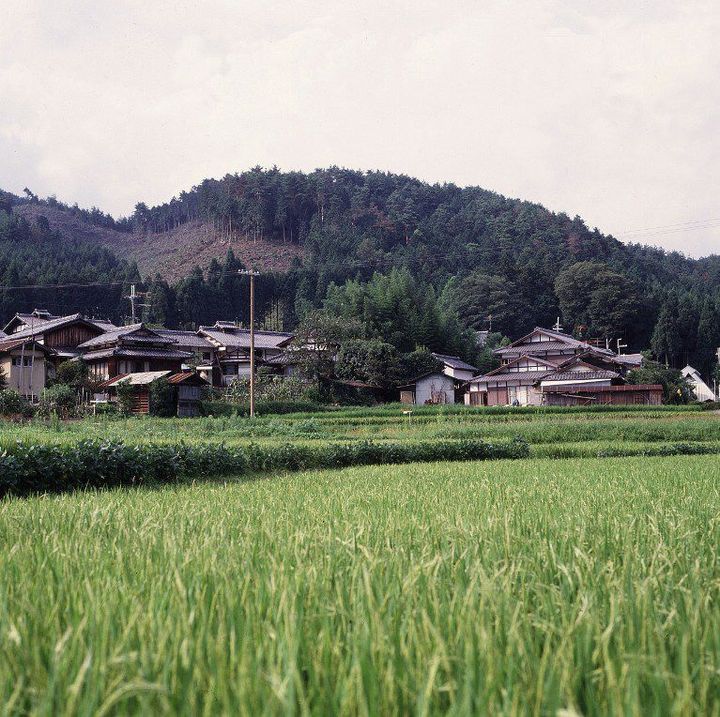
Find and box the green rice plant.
[2,456,720,713]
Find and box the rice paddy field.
[2,405,720,713]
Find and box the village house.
[155,329,216,384]
[467,327,659,406]
[198,322,294,386]
[78,324,194,381]
[399,371,456,405]
[0,337,55,398]
[3,309,117,359]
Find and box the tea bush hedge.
[0,436,530,496]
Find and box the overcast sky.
[1,0,719,257]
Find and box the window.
[11,357,34,367]
[202,352,211,361]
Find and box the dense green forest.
[0,209,137,325]
[3,167,720,376]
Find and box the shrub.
[115,382,135,416]
[0,389,35,418]
[38,384,77,418]
[0,436,530,497]
[149,378,176,417]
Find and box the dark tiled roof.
[432,353,478,372]
[155,329,214,349]
[264,351,296,365]
[9,313,117,340]
[82,347,193,361]
[541,370,619,381]
[471,370,553,384]
[199,327,294,350]
[495,342,582,355]
[79,324,176,349]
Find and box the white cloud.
[0,0,719,256]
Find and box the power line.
[0,281,126,291]
[621,218,720,236]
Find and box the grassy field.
[2,455,720,714]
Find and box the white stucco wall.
[414,373,455,404]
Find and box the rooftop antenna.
[605,337,610,351]
[553,316,563,333]
[487,314,492,332]
[616,337,627,355]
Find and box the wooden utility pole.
[239,269,260,417]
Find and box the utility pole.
[239,269,260,417]
[124,283,150,324]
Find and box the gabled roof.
[155,329,214,349]
[78,324,175,349]
[0,337,55,355]
[101,371,171,388]
[166,371,210,386]
[469,355,559,383]
[494,327,618,358]
[199,326,294,350]
[432,353,478,372]
[399,371,454,388]
[8,313,115,340]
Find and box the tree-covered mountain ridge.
[3,167,720,374]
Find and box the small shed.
[399,372,456,405]
[167,371,210,417]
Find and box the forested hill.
[3,168,720,374]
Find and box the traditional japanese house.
[198,322,294,386]
[3,311,117,363]
[155,329,216,384]
[466,355,559,406]
[78,324,193,382]
[494,327,616,365]
[466,328,658,406]
[0,337,55,398]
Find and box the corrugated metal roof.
[103,371,171,387]
[166,371,209,385]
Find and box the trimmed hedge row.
[0,437,530,497]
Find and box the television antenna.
[553,316,563,333]
[124,284,150,323]
[616,338,627,355]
